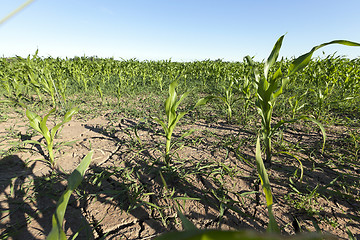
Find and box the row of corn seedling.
[1,35,360,239]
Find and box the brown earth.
[0,109,359,239]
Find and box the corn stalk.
[246,35,360,166]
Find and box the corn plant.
[155,164,328,239]
[238,65,254,123]
[53,60,69,104]
[72,62,89,92]
[153,79,212,167]
[96,83,104,104]
[154,142,328,238]
[25,107,78,167]
[246,35,360,166]
[255,136,279,232]
[24,50,44,101]
[211,79,241,123]
[38,67,58,106]
[1,71,26,105]
[155,71,164,91]
[46,151,93,240]
[288,90,308,119]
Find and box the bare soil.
[0,109,359,239]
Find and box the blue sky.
[1,0,360,61]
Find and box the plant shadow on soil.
[81,118,360,239]
[270,125,360,237]
[0,154,93,239]
[76,121,266,239]
[0,115,359,239]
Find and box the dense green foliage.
[1,53,359,123]
[1,49,360,239]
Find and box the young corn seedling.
[288,90,308,119]
[46,151,93,240]
[25,107,78,168]
[1,72,26,107]
[238,66,254,124]
[212,79,241,123]
[246,35,360,166]
[38,67,58,106]
[244,36,288,167]
[153,79,211,168]
[96,83,104,104]
[52,61,69,105]
[25,50,44,102]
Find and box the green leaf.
[169,111,188,133]
[51,107,78,140]
[63,107,79,123]
[40,108,56,143]
[67,151,93,190]
[264,35,285,79]
[194,96,215,108]
[176,206,198,231]
[271,66,283,83]
[266,67,284,101]
[179,129,195,140]
[46,151,93,240]
[26,109,42,133]
[288,40,360,76]
[304,117,327,153]
[165,80,178,116]
[346,227,356,240]
[255,137,279,233]
[152,117,169,136]
[174,91,190,112]
[22,139,46,148]
[272,116,326,152]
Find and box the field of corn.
[0,37,360,239]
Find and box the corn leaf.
[152,117,169,136]
[288,40,360,76]
[270,116,326,152]
[194,96,216,108]
[176,206,198,231]
[22,139,46,148]
[46,151,93,240]
[26,110,42,133]
[51,107,78,140]
[63,107,79,123]
[169,111,188,132]
[255,137,279,233]
[264,35,285,79]
[346,228,356,240]
[165,80,178,116]
[40,108,56,143]
[174,92,190,112]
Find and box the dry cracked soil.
[0,109,359,239]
